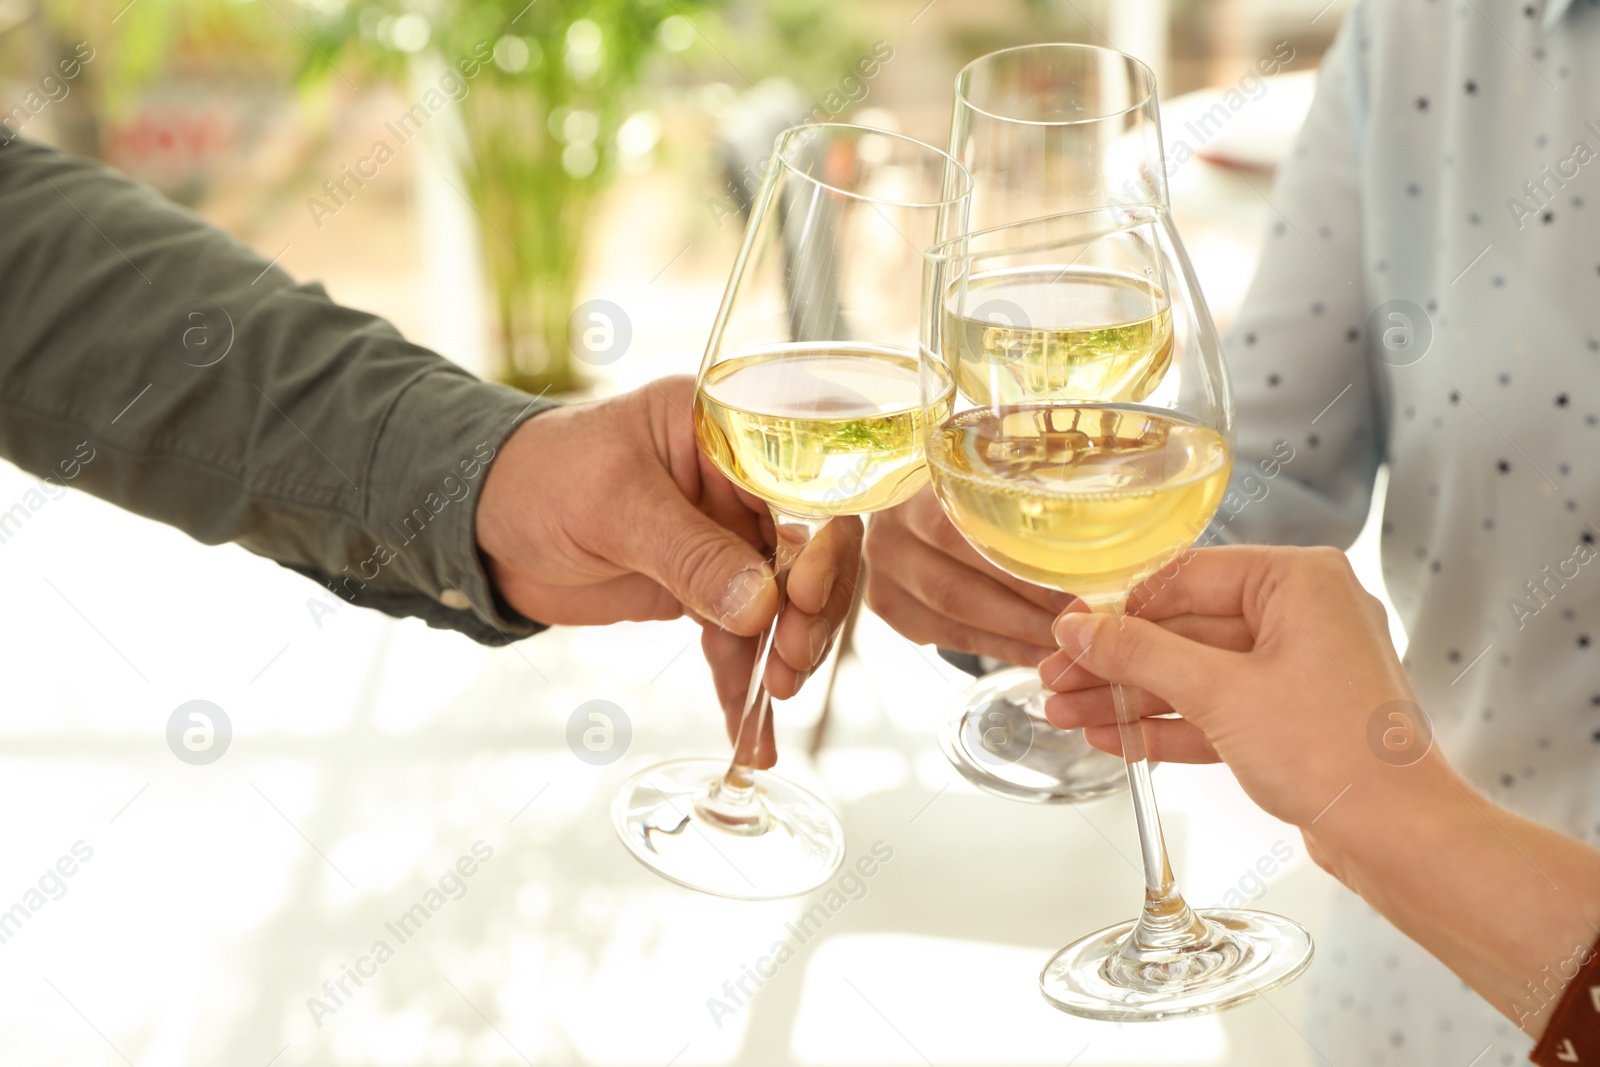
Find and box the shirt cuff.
[347,366,558,644]
[1528,932,1600,1064]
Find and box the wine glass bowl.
[928,403,1230,599]
[694,341,949,521]
[952,43,1167,230]
[943,224,1175,413]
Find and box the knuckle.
[972,634,1011,662]
[897,615,936,646]
[1362,590,1388,622]
[1053,689,1090,716]
[866,585,915,634]
[1092,625,1134,672]
[662,523,731,603]
[862,565,892,604]
[1126,581,1161,616]
[927,515,969,556]
[1307,545,1352,576]
[863,516,901,560]
[643,588,683,622]
[923,573,968,618]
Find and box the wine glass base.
[940,667,1129,804]
[1039,909,1314,1021]
[612,757,845,900]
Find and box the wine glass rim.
[772,123,974,208]
[924,203,1165,263]
[953,43,1158,128]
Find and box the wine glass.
[921,204,1314,1018]
[932,42,1169,804]
[613,124,971,900]
[929,210,1174,804]
[952,42,1167,231]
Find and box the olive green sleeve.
[0,136,555,644]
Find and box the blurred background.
[0,1,1385,1064]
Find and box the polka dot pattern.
[1215,0,1600,1059]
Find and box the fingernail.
[808,618,831,666]
[820,568,838,606]
[717,565,770,627]
[1053,612,1098,653]
[1050,591,1078,612]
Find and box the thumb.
[1051,610,1231,714]
[625,484,776,635]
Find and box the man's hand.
[475,376,861,757]
[863,486,1064,667]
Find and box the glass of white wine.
[922,204,1314,1018]
[930,210,1174,804]
[933,42,1172,804]
[612,124,970,900]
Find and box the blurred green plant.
[24,0,862,393]
[303,0,861,394]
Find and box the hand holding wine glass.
[1038,544,1423,828]
[612,124,971,900]
[480,375,859,678]
[1039,544,1600,1042]
[922,204,1313,1019]
[862,484,1066,668]
[703,514,863,768]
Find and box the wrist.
[1304,754,1600,1034]
[1300,753,1465,896]
[474,409,550,570]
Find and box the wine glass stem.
[1087,596,1211,956]
[714,512,828,809]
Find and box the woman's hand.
[1037,544,1425,831]
[1038,545,1600,1038]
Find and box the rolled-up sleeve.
[0,137,555,644]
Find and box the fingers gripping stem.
[725,514,828,790]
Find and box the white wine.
[945,267,1173,406]
[927,405,1230,597]
[696,344,951,519]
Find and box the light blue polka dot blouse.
[1218,0,1600,1060]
